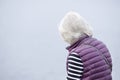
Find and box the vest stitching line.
[83,44,112,71]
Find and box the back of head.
[58,11,93,44]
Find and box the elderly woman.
[59,11,112,80]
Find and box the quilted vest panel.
[72,37,112,80]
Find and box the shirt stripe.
[68,60,83,65]
[67,52,84,80]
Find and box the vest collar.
[66,34,90,52]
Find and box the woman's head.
[58,11,93,44]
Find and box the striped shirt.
[67,52,84,80]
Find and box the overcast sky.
[0,0,120,80]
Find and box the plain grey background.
[0,0,120,80]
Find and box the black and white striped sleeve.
[67,52,84,80]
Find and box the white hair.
[58,11,93,44]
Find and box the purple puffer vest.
[66,35,112,80]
